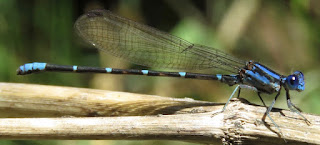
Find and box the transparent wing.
[74,9,246,73]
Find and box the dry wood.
[0,82,319,144]
[0,83,219,117]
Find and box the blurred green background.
[1,0,320,144]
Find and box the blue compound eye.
[286,71,305,91]
[287,75,299,88]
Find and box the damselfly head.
[286,71,305,92]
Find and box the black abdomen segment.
[17,62,240,86]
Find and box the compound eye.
[287,75,299,89]
[287,71,304,91]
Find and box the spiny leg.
[222,85,240,111]
[285,88,311,125]
[264,89,284,137]
[237,87,241,98]
[222,85,258,111]
[258,92,267,107]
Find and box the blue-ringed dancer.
[17,10,310,137]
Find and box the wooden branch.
[0,83,219,117]
[0,83,319,144]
